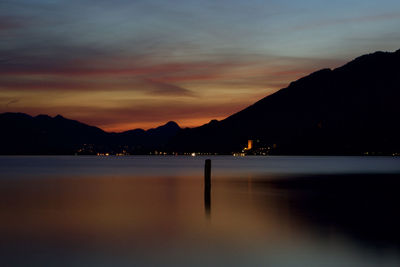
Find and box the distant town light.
[243,140,253,151]
[247,140,253,150]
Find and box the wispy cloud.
[142,79,195,96]
[292,12,400,31]
[0,16,21,31]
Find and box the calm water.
[0,156,399,266]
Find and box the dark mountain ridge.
[0,113,180,154]
[0,112,108,154]
[170,49,400,154]
[1,49,399,155]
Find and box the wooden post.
[204,159,211,216]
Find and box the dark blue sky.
[1,0,400,131]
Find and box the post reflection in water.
[204,184,211,218]
[204,159,212,218]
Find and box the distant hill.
[170,49,400,154]
[1,49,399,155]
[0,113,108,154]
[115,121,181,153]
[0,113,180,154]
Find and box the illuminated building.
[242,140,254,153]
[247,140,253,150]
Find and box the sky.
[1,0,400,132]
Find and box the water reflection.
[0,156,399,266]
[204,159,212,218]
[259,174,400,249]
[204,186,211,218]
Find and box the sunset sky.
[1,0,400,132]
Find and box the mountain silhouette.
[115,121,181,153]
[0,113,108,154]
[0,113,180,154]
[1,49,399,155]
[170,49,400,154]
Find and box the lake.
[0,156,399,266]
